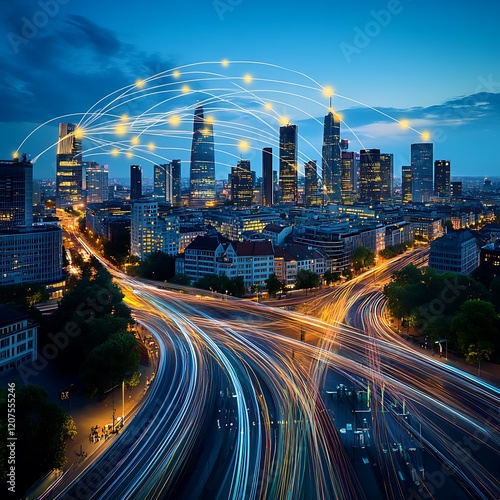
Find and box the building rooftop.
[0,304,29,328]
[234,240,274,256]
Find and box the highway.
[46,241,499,499]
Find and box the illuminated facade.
[411,143,433,203]
[279,124,298,203]
[321,111,342,203]
[434,160,451,197]
[0,157,33,229]
[56,123,83,207]
[341,151,359,204]
[359,149,381,202]
[130,164,142,201]
[402,166,412,203]
[379,153,393,201]
[86,162,109,203]
[231,160,253,207]
[189,105,216,208]
[429,230,479,275]
[304,160,320,206]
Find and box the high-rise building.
[131,199,159,259]
[359,149,381,202]
[411,143,433,203]
[231,160,253,207]
[451,181,462,198]
[130,164,142,201]
[279,124,298,203]
[380,153,394,201]
[341,151,359,204]
[402,166,412,203]
[0,156,33,229]
[434,160,451,197]
[304,160,320,206]
[171,159,181,208]
[262,147,273,206]
[321,111,342,203]
[189,105,216,208]
[153,163,169,203]
[86,162,108,203]
[56,123,83,207]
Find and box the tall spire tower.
[321,110,341,203]
[189,105,216,208]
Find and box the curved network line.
[17,60,430,179]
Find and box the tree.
[266,273,282,297]
[169,273,191,286]
[81,332,140,397]
[227,276,245,297]
[131,252,176,282]
[465,341,494,376]
[352,245,375,272]
[295,269,320,294]
[0,385,76,494]
[323,269,340,285]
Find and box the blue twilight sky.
[1,0,499,180]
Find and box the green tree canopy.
[295,269,320,293]
[352,245,376,272]
[131,251,176,282]
[265,274,283,297]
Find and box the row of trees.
[51,256,140,397]
[384,264,500,363]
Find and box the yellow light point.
[148,142,156,151]
[334,112,343,121]
[421,131,431,141]
[399,119,410,129]
[322,86,334,98]
[111,148,119,156]
[169,115,181,126]
[172,70,180,79]
[279,116,289,126]
[126,151,133,159]
[264,102,273,111]
[238,140,250,152]
[131,136,140,145]
[243,74,253,84]
[221,59,229,67]
[13,151,18,159]
[135,79,146,89]
[202,127,210,137]
[74,127,84,139]
[181,84,190,94]
[121,114,129,122]
[115,124,127,136]
[205,115,214,125]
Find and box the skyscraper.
[262,147,273,206]
[359,149,381,202]
[231,160,253,207]
[321,111,341,203]
[86,162,108,203]
[153,163,169,203]
[130,164,142,201]
[0,156,33,229]
[341,151,359,204]
[411,143,433,203]
[171,159,182,208]
[189,105,216,208]
[434,160,451,197]
[56,123,83,207]
[402,166,412,203]
[279,124,298,204]
[380,153,394,201]
[304,160,319,207]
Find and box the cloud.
[0,8,176,123]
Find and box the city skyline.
[1,1,499,179]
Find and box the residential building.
[480,240,500,279]
[429,230,479,275]
[262,223,293,246]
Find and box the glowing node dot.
[121,114,129,122]
[169,115,181,126]
[181,84,190,94]
[13,151,18,159]
[74,127,84,139]
[221,59,229,67]
[131,136,140,145]
[322,86,334,98]
[279,116,289,126]
[135,79,146,89]
[111,148,119,156]
[421,131,431,141]
[148,142,156,151]
[264,102,273,111]
[335,112,343,121]
[238,140,250,152]
[243,74,253,84]
[115,124,127,136]
[205,115,214,125]
[400,119,410,129]
[172,70,180,79]
[126,151,133,159]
